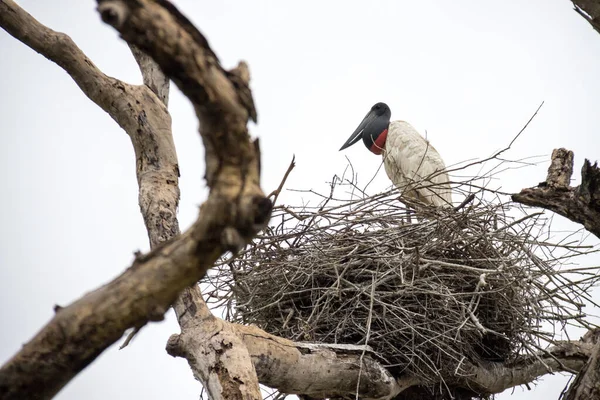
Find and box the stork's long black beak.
[339,111,376,151]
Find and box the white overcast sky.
[1,0,600,399]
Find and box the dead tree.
[0,1,599,399]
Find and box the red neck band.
[369,129,388,155]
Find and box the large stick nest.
[206,176,596,398]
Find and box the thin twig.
[204,150,600,391]
[356,275,376,400]
[268,155,296,206]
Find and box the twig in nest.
[204,156,599,398]
[444,101,544,176]
[454,193,476,212]
[268,155,296,206]
[356,274,376,400]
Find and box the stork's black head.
[339,102,391,155]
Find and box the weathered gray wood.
[513,148,600,239]
[1,1,599,399]
[0,1,269,398]
[129,44,170,106]
[563,329,600,400]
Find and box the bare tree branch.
[118,41,176,352]
[170,285,262,400]
[0,0,148,131]
[571,0,600,35]
[127,14,261,400]
[1,1,597,399]
[460,338,595,395]
[268,155,296,206]
[167,296,415,400]
[512,148,600,239]
[165,156,297,400]
[0,1,270,398]
[562,329,600,399]
[96,2,270,397]
[129,44,170,106]
[166,304,596,399]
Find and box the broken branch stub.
[546,148,574,188]
[513,148,600,238]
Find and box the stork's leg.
[406,205,423,224]
[395,194,410,224]
[395,195,417,224]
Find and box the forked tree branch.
[166,156,296,399]
[1,1,598,399]
[171,285,263,399]
[167,304,596,399]
[166,299,413,400]
[0,1,270,398]
[117,41,177,352]
[129,44,171,106]
[512,148,600,239]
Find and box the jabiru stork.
[339,102,452,207]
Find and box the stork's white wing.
[383,121,452,207]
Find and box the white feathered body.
[383,121,452,207]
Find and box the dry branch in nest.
[205,172,598,399]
